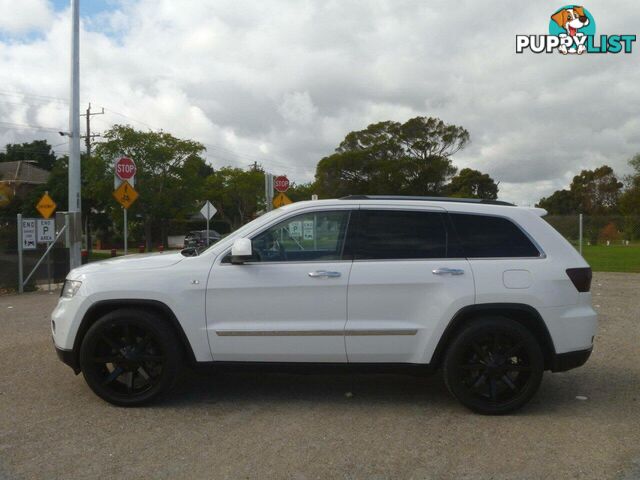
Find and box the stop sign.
[274,175,289,192]
[115,157,136,180]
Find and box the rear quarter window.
[449,213,540,258]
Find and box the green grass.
[88,251,113,262]
[579,244,640,273]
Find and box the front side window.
[250,210,351,262]
[353,210,449,260]
[449,213,540,258]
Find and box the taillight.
[566,267,592,292]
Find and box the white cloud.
[0,0,638,204]
[0,0,53,34]
[278,91,317,126]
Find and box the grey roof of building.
[0,161,50,184]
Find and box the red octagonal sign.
[274,175,289,192]
[115,157,136,180]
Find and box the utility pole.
[68,0,82,270]
[80,103,104,254]
[81,102,104,157]
[264,172,274,212]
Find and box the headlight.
[61,280,82,298]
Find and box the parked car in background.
[184,230,221,249]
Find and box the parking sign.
[37,219,55,243]
[289,221,302,238]
[22,219,36,250]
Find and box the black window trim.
[447,211,546,260]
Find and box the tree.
[447,168,498,199]
[94,125,207,249]
[26,153,113,250]
[203,166,265,230]
[598,222,621,243]
[0,140,57,170]
[570,165,623,214]
[287,182,316,202]
[618,154,640,241]
[537,189,578,215]
[537,165,623,215]
[620,153,640,216]
[314,116,468,197]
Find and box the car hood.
[68,252,185,278]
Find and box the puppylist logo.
[516,5,636,55]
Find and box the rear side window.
[352,210,448,260]
[449,213,540,258]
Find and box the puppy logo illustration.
[549,5,594,54]
[516,6,635,54]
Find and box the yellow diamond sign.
[113,180,139,209]
[36,192,57,219]
[0,183,12,207]
[273,192,293,208]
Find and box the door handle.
[308,270,341,278]
[432,267,465,276]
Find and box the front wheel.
[79,309,182,406]
[443,318,544,415]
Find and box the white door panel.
[346,259,475,363]
[207,262,351,362]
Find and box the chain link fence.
[544,215,640,273]
[0,215,70,292]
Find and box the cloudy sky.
[0,0,638,205]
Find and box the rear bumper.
[551,347,592,372]
[55,344,81,374]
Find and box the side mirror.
[230,238,252,264]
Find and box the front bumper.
[54,343,81,374]
[551,347,592,372]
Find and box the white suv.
[52,196,597,414]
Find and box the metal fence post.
[17,214,23,294]
[579,213,583,255]
[124,208,128,255]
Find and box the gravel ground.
[0,272,639,480]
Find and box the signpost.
[17,191,66,293]
[274,175,290,193]
[0,183,12,207]
[273,192,293,208]
[21,218,37,250]
[113,181,139,209]
[113,157,138,254]
[114,156,136,186]
[36,192,57,219]
[200,201,217,246]
[37,219,55,243]
[289,220,302,238]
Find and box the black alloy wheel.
[79,309,181,406]
[443,318,544,415]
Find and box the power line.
[0,92,301,174]
[0,90,69,104]
[0,121,61,133]
[0,99,66,109]
[99,106,296,172]
[101,107,159,131]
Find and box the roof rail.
[339,195,515,206]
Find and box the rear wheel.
[443,317,544,414]
[79,309,182,406]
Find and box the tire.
[443,317,544,415]
[79,308,182,406]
